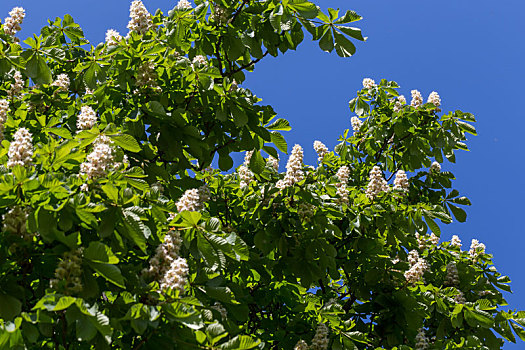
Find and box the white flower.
[335,166,350,204]
[2,206,31,240]
[3,7,25,37]
[427,91,441,108]
[414,329,429,350]
[351,116,363,132]
[80,136,115,179]
[362,78,376,90]
[410,89,423,108]
[176,185,210,212]
[450,235,462,248]
[160,257,188,293]
[429,161,441,173]
[454,290,466,304]
[445,262,459,286]
[176,0,193,10]
[407,250,419,266]
[393,95,406,113]
[416,233,426,250]
[52,74,70,92]
[50,248,84,295]
[7,127,33,168]
[429,233,439,246]
[393,170,409,192]
[365,166,389,200]
[404,257,427,284]
[276,144,304,189]
[238,165,254,188]
[469,239,486,259]
[135,61,158,89]
[192,55,207,67]
[267,155,279,171]
[210,4,227,23]
[313,141,328,163]
[294,340,309,350]
[243,150,253,166]
[143,230,183,277]
[127,0,153,35]
[8,71,24,98]
[80,184,89,192]
[0,99,9,140]
[105,29,122,46]
[310,323,330,350]
[76,106,97,131]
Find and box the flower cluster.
[276,144,304,189]
[393,95,406,113]
[313,140,328,163]
[238,165,254,188]
[192,55,207,67]
[393,170,409,192]
[159,257,188,293]
[135,61,158,89]
[410,89,423,108]
[176,185,210,212]
[127,0,153,35]
[297,202,315,221]
[267,155,279,171]
[454,290,466,304]
[294,340,309,350]
[7,128,33,168]
[210,4,228,23]
[429,161,441,173]
[450,235,462,248]
[416,232,440,249]
[335,166,350,204]
[414,329,429,350]
[176,0,193,10]
[3,7,25,37]
[50,248,84,295]
[76,106,97,131]
[351,116,363,132]
[469,239,486,259]
[52,74,70,92]
[365,166,389,200]
[362,78,376,90]
[427,91,441,109]
[2,206,31,240]
[105,29,122,46]
[80,136,115,179]
[310,323,330,350]
[8,71,24,98]
[0,99,9,140]
[445,262,459,286]
[405,250,428,284]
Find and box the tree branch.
[225,51,269,77]
[228,0,250,25]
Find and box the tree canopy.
[0,1,524,349]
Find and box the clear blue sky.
[2,1,524,347]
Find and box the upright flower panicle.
[192,55,207,67]
[430,161,441,173]
[427,91,441,109]
[362,78,376,90]
[411,89,423,108]
[160,257,189,293]
[243,150,253,166]
[276,144,304,189]
[445,262,459,286]
[8,71,24,98]
[313,141,328,163]
[105,29,122,46]
[335,166,350,204]
[7,128,33,168]
[366,166,389,200]
[238,165,254,188]
[310,323,330,350]
[52,74,70,92]
[267,155,279,171]
[393,170,409,192]
[176,0,193,9]
[351,116,363,132]
[0,99,9,140]
[176,185,210,212]
[3,7,25,37]
[127,0,153,35]
[450,235,462,248]
[50,248,84,295]
[80,136,115,179]
[76,106,97,131]
[414,329,429,350]
[135,61,158,89]
[405,257,428,284]
[469,239,486,259]
[2,206,32,240]
[393,95,406,113]
[294,340,309,350]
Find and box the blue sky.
[2,0,524,347]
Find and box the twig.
[225,51,269,77]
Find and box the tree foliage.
[0,1,523,350]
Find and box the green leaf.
[122,210,149,253]
[26,55,53,85]
[249,150,265,174]
[0,295,22,320]
[334,10,362,24]
[88,261,125,288]
[448,203,467,223]
[319,26,334,52]
[53,296,77,311]
[334,31,356,57]
[218,151,234,171]
[265,118,291,131]
[270,132,288,154]
[423,214,441,236]
[337,26,366,41]
[85,242,119,264]
[108,134,141,152]
[219,335,261,349]
[456,120,477,135]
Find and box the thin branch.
[228,0,250,25]
[225,51,269,77]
